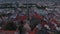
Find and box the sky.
[0,0,60,3]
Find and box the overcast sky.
[0,0,60,4]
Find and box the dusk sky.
[0,0,60,3]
